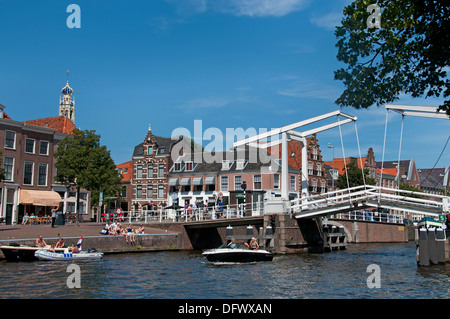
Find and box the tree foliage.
[337,163,376,189]
[54,129,122,223]
[335,0,450,114]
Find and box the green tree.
[335,0,450,114]
[399,182,422,198]
[337,163,376,189]
[54,129,122,225]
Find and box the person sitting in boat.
[71,244,80,253]
[227,240,237,248]
[55,238,65,248]
[36,235,47,248]
[245,237,259,250]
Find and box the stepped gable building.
[130,124,187,212]
[268,134,328,195]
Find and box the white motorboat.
[35,249,103,261]
[202,243,273,263]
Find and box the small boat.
[202,243,273,263]
[34,249,103,261]
[0,243,65,262]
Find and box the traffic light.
[270,215,276,230]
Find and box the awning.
[205,176,215,185]
[193,177,203,185]
[19,189,62,207]
[180,178,191,186]
[169,178,179,186]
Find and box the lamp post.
[328,143,335,190]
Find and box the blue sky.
[0,0,448,170]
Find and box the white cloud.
[310,11,343,30]
[167,0,310,17]
[277,79,341,101]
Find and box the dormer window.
[222,160,231,170]
[236,159,246,170]
[185,161,193,171]
[174,162,182,172]
[148,146,153,155]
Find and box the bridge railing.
[290,185,449,217]
[103,202,263,224]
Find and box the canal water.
[0,242,448,299]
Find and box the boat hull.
[35,250,103,261]
[202,248,273,263]
[0,245,65,262]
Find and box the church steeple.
[59,70,75,123]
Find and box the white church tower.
[59,71,75,123]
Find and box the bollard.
[436,228,445,264]
[246,225,253,245]
[265,225,273,248]
[427,228,438,265]
[226,225,233,244]
[418,228,429,266]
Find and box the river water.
[0,242,448,299]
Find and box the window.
[5,131,15,149]
[312,179,318,193]
[38,163,48,186]
[320,181,326,193]
[316,164,322,176]
[121,186,127,198]
[136,185,142,199]
[290,175,296,190]
[221,176,228,191]
[158,164,165,177]
[236,159,245,170]
[254,175,261,190]
[235,175,242,191]
[185,161,193,171]
[158,185,164,198]
[136,165,143,178]
[24,162,34,185]
[308,162,313,175]
[174,162,182,172]
[274,174,280,189]
[3,157,14,181]
[159,147,165,154]
[312,148,319,160]
[222,160,231,170]
[147,164,153,178]
[147,185,153,199]
[25,138,35,153]
[148,146,153,155]
[39,141,49,155]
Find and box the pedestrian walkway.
[0,223,165,241]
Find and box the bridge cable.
[379,109,390,202]
[354,121,367,190]
[396,114,405,191]
[337,114,351,201]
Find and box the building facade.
[0,79,91,225]
[167,148,300,215]
[130,124,186,213]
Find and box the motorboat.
[202,243,273,263]
[0,243,65,261]
[35,249,103,261]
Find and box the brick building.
[0,79,91,225]
[130,124,187,213]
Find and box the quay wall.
[328,219,409,243]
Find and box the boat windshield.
[218,242,246,249]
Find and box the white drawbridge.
[233,104,449,220]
